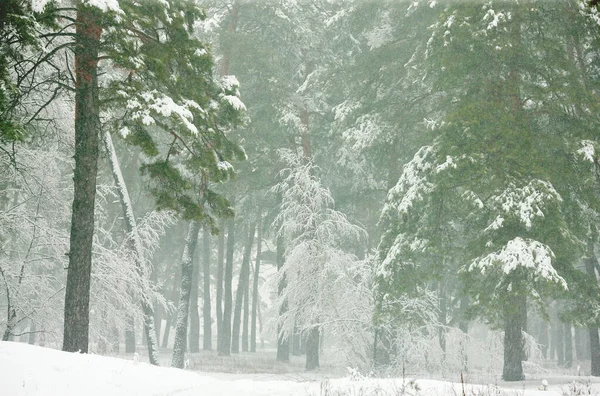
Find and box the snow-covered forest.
[3,0,600,394]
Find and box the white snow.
[469,237,567,290]
[577,140,596,163]
[1,341,578,396]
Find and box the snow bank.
[0,341,574,395]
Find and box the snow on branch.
[469,237,567,290]
[488,179,562,230]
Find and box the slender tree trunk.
[28,320,36,345]
[502,292,525,381]
[575,327,586,361]
[292,326,302,356]
[557,325,565,365]
[539,319,549,359]
[232,224,255,353]
[218,218,235,356]
[250,214,262,352]
[171,221,201,368]
[102,129,159,364]
[438,282,447,356]
[305,326,320,370]
[202,224,212,350]
[216,219,225,351]
[242,260,250,352]
[63,4,102,354]
[590,327,600,376]
[586,241,600,376]
[276,235,289,362]
[188,239,200,353]
[125,316,135,353]
[161,315,171,348]
[564,323,573,368]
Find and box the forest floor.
[2,341,599,396]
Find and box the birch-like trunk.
[102,130,159,365]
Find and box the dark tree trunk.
[188,236,200,353]
[125,316,135,353]
[218,218,235,356]
[250,215,262,353]
[564,323,573,368]
[591,327,600,376]
[216,219,225,351]
[62,4,102,354]
[232,224,255,353]
[275,235,289,362]
[171,221,201,368]
[502,293,525,381]
[305,327,320,370]
[202,224,212,350]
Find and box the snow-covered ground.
[1,341,598,396]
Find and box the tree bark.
[216,219,225,351]
[232,224,255,353]
[63,4,102,354]
[202,224,212,350]
[188,236,200,353]
[250,214,262,352]
[276,235,289,362]
[218,218,235,356]
[502,292,525,381]
[305,326,320,370]
[171,221,201,368]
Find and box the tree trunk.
[502,293,525,381]
[564,323,573,368]
[161,315,171,348]
[557,320,565,366]
[171,221,201,368]
[232,224,255,354]
[216,219,225,351]
[251,214,262,352]
[275,235,289,362]
[28,320,36,345]
[539,319,549,359]
[590,327,600,376]
[438,282,447,355]
[62,4,102,354]
[292,326,302,356]
[102,129,159,364]
[125,316,135,353]
[202,224,212,350]
[305,326,320,370]
[188,237,200,353]
[218,218,235,356]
